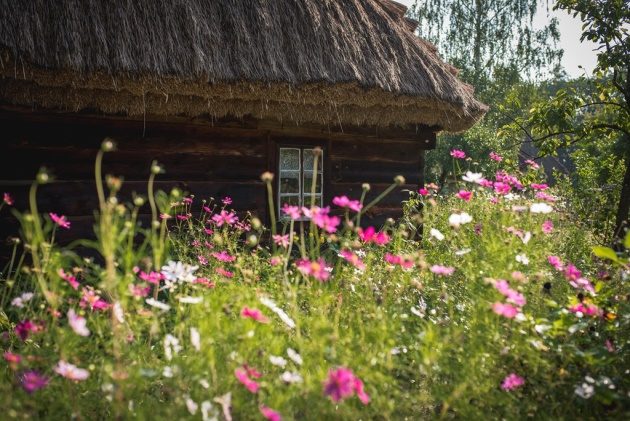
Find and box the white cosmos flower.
[462,171,484,183]
[201,401,219,421]
[448,212,473,228]
[178,296,203,304]
[164,334,182,361]
[185,396,198,415]
[280,371,303,384]
[190,327,201,351]
[213,392,232,421]
[269,355,288,368]
[67,309,90,337]
[521,231,532,244]
[455,248,472,256]
[516,253,530,265]
[11,292,34,308]
[286,348,303,365]
[161,260,199,289]
[574,383,595,399]
[146,298,171,312]
[259,296,296,329]
[162,366,174,378]
[430,228,445,241]
[530,203,553,214]
[113,301,125,324]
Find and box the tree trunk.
[614,144,630,241]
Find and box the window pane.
[303,172,322,193]
[302,149,323,172]
[279,148,300,170]
[280,171,300,194]
[279,195,300,207]
[303,194,322,207]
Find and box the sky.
[396,0,599,78]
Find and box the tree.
[409,0,563,89]
[502,0,629,240]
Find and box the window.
[278,147,323,215]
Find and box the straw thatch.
[0,0,487,132]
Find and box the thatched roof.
[0,0,487,132]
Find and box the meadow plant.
[0,141,628,419]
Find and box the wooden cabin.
[0,0,486,241]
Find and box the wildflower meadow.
[1,141,629,419]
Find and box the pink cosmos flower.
[139,271,163,285]
[542,220,554,234]
[282,204,301,220]
[202,205,212,213]
[430,265,455,276]
[3,192,13,205]
[492,302,519,318]
[216,267,234,278]
[212,251,236,262]
[191,240,201,248]
[235,221,251,231]
[480,179,494,188]
[457,190,473,202]
[493,182,511,195]
[176,214,190,221]
[385,253,414,269]
[450,149,466,159]
[194,277,216,288]
[357,226,390,245]
[260,405,282,421]
[489,152,503,162]
[58,268,80,290]
[501,373,525,391]
[80,286,110,311]
[54,360,89,381]
[524,159,540,169]
[67,309,90,337]
[418,188,430,196]
[182,197,193,205]
[530,183,548,190]
[273,234,290,248]
[340,250,366,270]
[493,280,527,307]
[569,303,601,317]
[270,256,283,266]
[332,196,362,212]
[241,307,270,323]
[243,364,262,379]
[204,228,214,235]
[303,206,340,233]
[547,255,563,270]
[129,284,151,297]
[222,196,232,205]
[198,255,208,266]
[234,367,260,393]
[4,352,21,364]
[569,277,595,293]
[49,213,70,229]
[535,192,557,202]
[19,371,49,394]
[563,264,582,281]
[159,213,171,220]
[15,320,43,341]
[296,258,332,281]
[212,210,238,227]
[323,367,370,405]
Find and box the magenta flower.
[542,220,554,234]
[3,192,13,205]
[357,226,390,245]
[418,188,430,196]
[54,360,89,381]
[489,152,503,162]
[430,265,455,276]
[212,210,238,227]
[202,205,212,213]
[234,367,260,393]
[216,267,234,278]
[176,214,190,221]
[260,405,282,421]
[323,367,370,405]
[182,197,193,205]
[492,302,519,318]
[563,264,582,281]
[49,212,70,229]
[212,251,236,262]
[282,204,301,220]
[332,196,362,212]
[450,149,466,159]
[204,228,214,235]
[530,183,548,190]
[222,196,233,205]
[493,182,511,195]
[241,307,270,323]
[535,191,557,202]
[493,280,527,307]
[194,277,216,288]
[139,271,163,285]
[19,371,49,394]
[501,373,525,391]
[296,258,332,281]
[67,309,90,337]
[569,302,601,316]
[4,351,21,364]
[80,286,110,311]
[58,268,80,290]
[524,159,540,169]
[129,284,151,297]
[569,277,595,294]
[272,234,290,248]
[340,250,366,270]
[457,190,473,202]
[303,206,340,233]
[385,253,414,269]
[15,320,43,341]
[547,255,563,270]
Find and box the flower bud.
[260,171,274,183]
[101,138,116,152]
[36,168,50,184]
[394,175,406,186]
[251,217,262,230]
[150,161,164,175]
[362,183,371,192]
[133,196,145,207]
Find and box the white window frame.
[278,147,324,219]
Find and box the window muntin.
[278,147,323,216]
